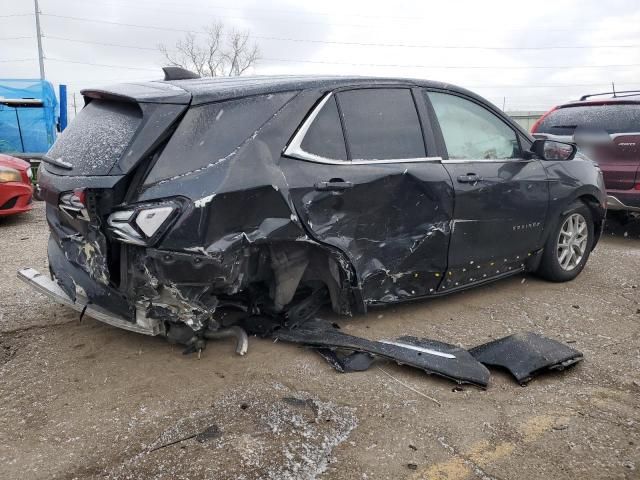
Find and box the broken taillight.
[107,201,179,246]
[59,189,89,220]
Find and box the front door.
[425,90,549,291]
[280,87,454,304]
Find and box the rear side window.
[535,103,640,135]
[300,96,347,160]
[337,89,426,160]
[145,92,295,184]
[428,91,520,160]
[47,100,142,175]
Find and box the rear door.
[425,90,548,291]
[280,87,454,304]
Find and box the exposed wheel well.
[577,194,605,249]
[247,242,357,316]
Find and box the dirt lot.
[1,202,638,480]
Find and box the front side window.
[428,91,520,160]
[337,88,426,160]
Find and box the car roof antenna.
[612,81,617,98]
[162,66,201,81]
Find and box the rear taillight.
[59,189,89,220]
[107,201,179,246]
[530,106,559,134]
[634,183,640,191]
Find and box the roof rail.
[162,66,201,81]
[580,90,640,101]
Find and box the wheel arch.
[576,193,605,249]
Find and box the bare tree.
[158,22,260,77]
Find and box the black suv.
[20,72,606,345]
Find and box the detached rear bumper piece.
[607,193,640,212]
[271,319,491,387]
[17,267,161,336]
[469,332,583,385]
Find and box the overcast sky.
[2,0,640,115]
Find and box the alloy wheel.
[557,213,588,271]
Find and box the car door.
[279,86,454,305]
[424,90,549,292]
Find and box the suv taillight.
[59,189,89,220]
[531,106,558,134]
[107,201,179,246]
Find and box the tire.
[537,201,594,282]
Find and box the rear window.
[47,100,142,175]
[535,103,640,135]
[145,92,296,184]
[300,96,347,161]
[337,88,426,160]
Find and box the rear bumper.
[17,267,162,336]
[607,192,640,212]
[0,182,33,216]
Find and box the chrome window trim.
[284,92,442,165]
[610,132,640,139]
[536,132,640,141]
[441,158,533,164]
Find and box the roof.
[563,94,640,107]
[83,74,479,106]
[79,74,532,138]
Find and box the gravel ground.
[0,202,638,480]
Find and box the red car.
[532,91,640,218]
[0,154,34,217]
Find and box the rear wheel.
[537,201,594,282]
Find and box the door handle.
[314,179,354,191]
[457,173,482,184]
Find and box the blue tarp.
[0,79,59,154]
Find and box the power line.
[0,58,37,63]
[41,1,638,33]
[260,57,640,70]
[47,35,159,51]
[40,14,640,51]
[47,57,159,71]
[0,13,33,18]
[44,32,640,52]
[57,0,431,22]
[0,36,35,40]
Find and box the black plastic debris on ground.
[272,319,491,388]
[314,349,375,373]
[234,313,582,388]
[469,332,583,385]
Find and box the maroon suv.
[532,91,640,216]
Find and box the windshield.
[47,99,142,175]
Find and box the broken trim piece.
[272,320,491,387]
[469,332,583,385]
[17,267,162,336]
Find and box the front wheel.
[537,201,594,282]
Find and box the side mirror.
[530,139,577,161]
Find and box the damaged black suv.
[20,70,606,348]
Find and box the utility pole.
[34,0,45,80]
